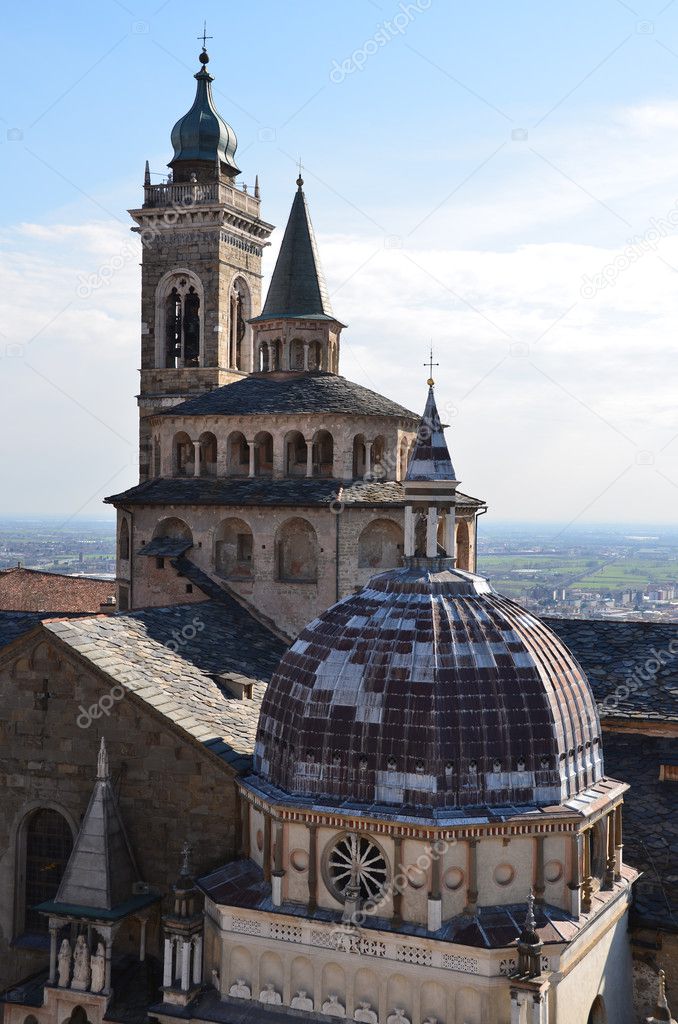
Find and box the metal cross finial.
[296,157,304,189]
[198,21,213,50]
[424,345,439,387]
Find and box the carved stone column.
[48,924,58,985]
[581,830,593,913]
[263,812,272,884]
[428,842,442,932]
[247,441,256,478]
[568,832,582,917]
[305,439,314,478]
[272,820,285,907]
[392,836,403,926]
[604,811,615,889]
[192,440,201,478]
[614,804,623,880]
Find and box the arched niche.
[214,518,253,579]
[358,519,403,570]
[276,517,318,583]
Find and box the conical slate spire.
[169,49,239,175]
[405,384,457,482]
[256,180,334,321]
[55,738,140,911]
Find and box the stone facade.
[0,628,243,991]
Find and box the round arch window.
[324,833,388,903]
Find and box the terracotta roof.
[161,372,418,419]
[255,565,604,809]
[0,567,115,613]
[106,477,485,510]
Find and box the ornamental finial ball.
[199,49,209,65]
[296,174,304,189]
[427,376,435,387]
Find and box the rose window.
[326,833,388,902]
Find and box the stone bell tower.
[129,43,274,480]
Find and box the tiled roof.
[547,618,678,722]
[0,611,44,647]
[105,477,485,510]
[256,566,604,809]
[0,567,115,613]
[252,183,334,322]
[43,600,286,773]
[603,732,678,928]
[198,856,634,949]
[162,372,418,419]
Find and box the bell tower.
[129,43,274,480]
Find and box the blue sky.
[1,1,678,523]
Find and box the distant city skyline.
[1,2,678,521]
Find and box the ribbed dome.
[169,55,239,175]
[254,563,604,810]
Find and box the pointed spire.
[254,174,260,200]
[144,160,151,186]
[254,180,335,322]
[405,383,458,483]
[647,971,677,1024]
[52,740,140,911]
[97,735,109,780]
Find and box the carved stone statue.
[71,934,90,991]
[322,993,346,1017]
[354,1003,378,1023]
[259,981,282,1004]
[291,990,314,1011]
[57,938,71,987]
[387,1011,411,1024]
[229,978,251,999]
[90,942,105,993]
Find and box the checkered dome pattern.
[255,567,604,809]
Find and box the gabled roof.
[405,385,457,482]
[156,371,418,419]
[251,181,335,322]
[55,738,139,911]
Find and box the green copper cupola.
[169,48,240,182]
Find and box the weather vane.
[424,345,439,386]
[198,21,213,50]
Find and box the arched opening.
[371,435,386,479]
[285,431,307,477]
[270,338,281,370]
[227,431,250,477]
[153,517,193,544]
[358,519,403,569]
[229,278,251,371]
[162,276,202,369]
[173,431,194,477]
[276,518,318,582]
[258,341,270,372]
[215,518,254,579]
[23,809,73,934]
[456,518,470,570]
[308,340,322,370]
[118,519,130,561]
[65,1008,90,1024]
[587,996,607,1024]
[290,338,304,370]
[253,431,273,476]
[198,432,217,477]
[312,430,333,477]
[352,434,366,479]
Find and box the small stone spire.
[254,174,260,199]
[96,736,109,781]
[144,160,151,186]
[180,839,192,879]
[516,890,543,979]
[647,971,677,1024]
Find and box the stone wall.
[0,632,240,990]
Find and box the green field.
[478,553,678,595]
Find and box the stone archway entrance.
[587,995,607,1024]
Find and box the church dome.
[254,562,604,811]
[169,51,239,175]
